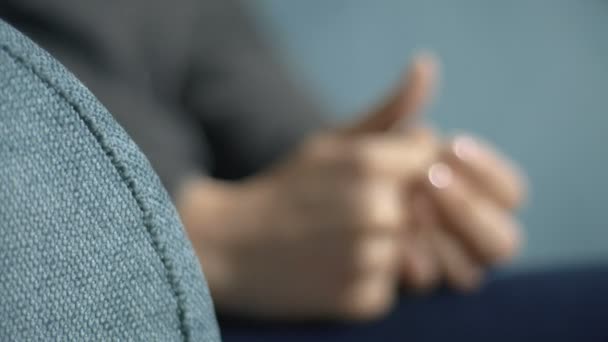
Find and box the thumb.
[343,52,439,136]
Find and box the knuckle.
[462,197,522,264]
[401,256,438,291]
[304,133,341,162]
[338,283,395,321]
[448,267,483,293]
[344,144,377,178]
[492,223,522,263]
[356,238,397,272]
[353,187,401,233]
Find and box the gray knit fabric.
[0,20,220,341]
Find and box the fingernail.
[428,162,453,189]
[452,135,480,162]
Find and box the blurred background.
[245,0,608,269]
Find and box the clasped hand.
[178,54,526,320]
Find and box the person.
[3,1,607,341]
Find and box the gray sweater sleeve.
[1,0,326,191]
[181,0,327,179]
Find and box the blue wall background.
[247,0,608,268]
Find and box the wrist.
[175,176,275,307]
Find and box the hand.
[179,131,437,320]
[400,134,526,292]
[177,53,527,321]
[178,55,439,320]
[345,52,525,293]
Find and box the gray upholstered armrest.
[0,20,219,341]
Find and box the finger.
[444,135,527,209]
[413,190,483,292]
[343,177,404,237]
[358,235,399,274]
[400,238,438,291]
[343,52,439,136]
[426,163,522,264]
[346,129,439,182]
[337,269,397,320]
[399,194,440,291]
[428,224,484,292]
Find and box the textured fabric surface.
[0,20,219,340]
